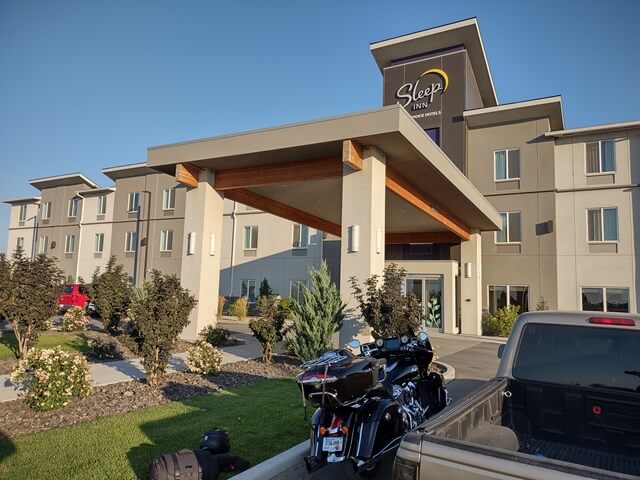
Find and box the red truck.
[58,283,90,311]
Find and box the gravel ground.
[0,356,301,439]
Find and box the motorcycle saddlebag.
[199,427,230,454]
[147,448,217,480]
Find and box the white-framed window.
[292,224,309,248]
[162,188,175,210]
[38,236,48,254]
[68,197,79,217]
[494,149,520,181]
[42,201,51,220]
[97,195,107,215]
[488,285,529,314]
[160,230,173,252]
[94,233,105,253]
[18,204,28,222]
[64,234,76,254]
[290,280,306,303]
[241,279,256,303]
[587,207,618,242]
[125,231,137,252]
[586,139,615,174]
[243,225,258,250]
[581,287,629,313]
[127,192,140,213]
[495,211,522,244]
[16,237,24,249]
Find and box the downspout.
[75,193,85,282]
[31,207,39,260]
[229,201,238,296]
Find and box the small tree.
[88,256,131,333]
[249,296,288,363]
[1,249,64,359]
[349,263,422,337]
[128,270,196,386]
[288,262,345,361]
[483,305,520,337]
[535,297,549,311]
[258,277,273,298]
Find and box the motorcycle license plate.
[322,436,343,452]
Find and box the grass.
[0,378,309,480]
[0,332,88,361]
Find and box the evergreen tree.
[288,261,345,361]
[88,256,131,333]
[258,277,273,298]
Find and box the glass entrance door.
[405,275,444,331]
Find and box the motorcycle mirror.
[347,339,361,350]
[417,331,428,343]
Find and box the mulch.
[0,356,302,439]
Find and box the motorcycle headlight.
[375,338,384,347]
[400,335,409,344]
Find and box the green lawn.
[0,378,309,480]
[0,332,88,361]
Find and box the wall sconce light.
[464,262,472,278]
[348,225,360,253]
[376,226,383,254]
[187,232,196,255]
[209,233,216,256]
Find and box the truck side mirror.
[497,344,506,359]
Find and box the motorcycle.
[296,332,448,476]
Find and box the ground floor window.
[581,287,629,313]
[290,280,306,303]
[405,275,443,329]
[488,285,529,314]
[16,237,24,249]
[241,279,256,303]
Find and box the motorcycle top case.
[296,350,385,405]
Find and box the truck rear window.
[513,324,640,393]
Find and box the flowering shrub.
[11,347,91,411]
[185,340,222,375]
[61,306,89,332]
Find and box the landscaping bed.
[0,355,301,438]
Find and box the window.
[160,230,173,252]
[495,211,521,243]
[68,197,79,217]
[587,207,618,242]
[38,236,48,254]
[125,231,137,252]
[94,233,105,253]
[97,195,106,215]
[494,149,520,181]
[488,285,528,314]
[18,204,27,222]
[241,279,256,303]
[127,192,140,213]
[64,234,75,254]
[581,287,629,313]
[243,225,258,250]
[586,139,615,174]
[42,201,51,220]
[292,224,309,248]
[290,280,306,303]
[162,189,175,210]
[16,237,24,249]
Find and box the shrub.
[200,325,231,347]
[185,340,223,375]
[128,270,197,386]
[349,263,422,337]
[259,277,273,298]
[86,337,120,360]
[88,256,131,333]
[116,333,140,355]
[10,347,91,411]
[535,297,549,311]
[483,305,520,337]
[61,306,89,332]
[229,297,248,321]
[249,296,288,363]
[0,249,64,359]
[288,261,345,361]
[216,296,225,317]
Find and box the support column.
[179,169,224,340]
[338,147,386,346]
[460,231,482,336]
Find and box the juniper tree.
[88,256,131,333]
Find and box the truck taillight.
[589,317,636,326]
[393,456,418,480]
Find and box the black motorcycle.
[296,332,448,476]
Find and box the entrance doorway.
[405,275,444,331]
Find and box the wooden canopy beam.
[385,231,460,244]
[385,167,471,241]
[175,163,201,188]
[342,139,363,170]
[224,188,341,237]
[214,156,342,190]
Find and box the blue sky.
[1,0,639,253]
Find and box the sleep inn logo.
[395,68,449,114]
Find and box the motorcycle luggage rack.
[301,351,349,369]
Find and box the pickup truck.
[393,311,640,480]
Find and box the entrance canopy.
[148,105,500,243]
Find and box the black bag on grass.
[199,428,230,454]
[148,449,250,480]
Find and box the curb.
[233,362,456,479]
